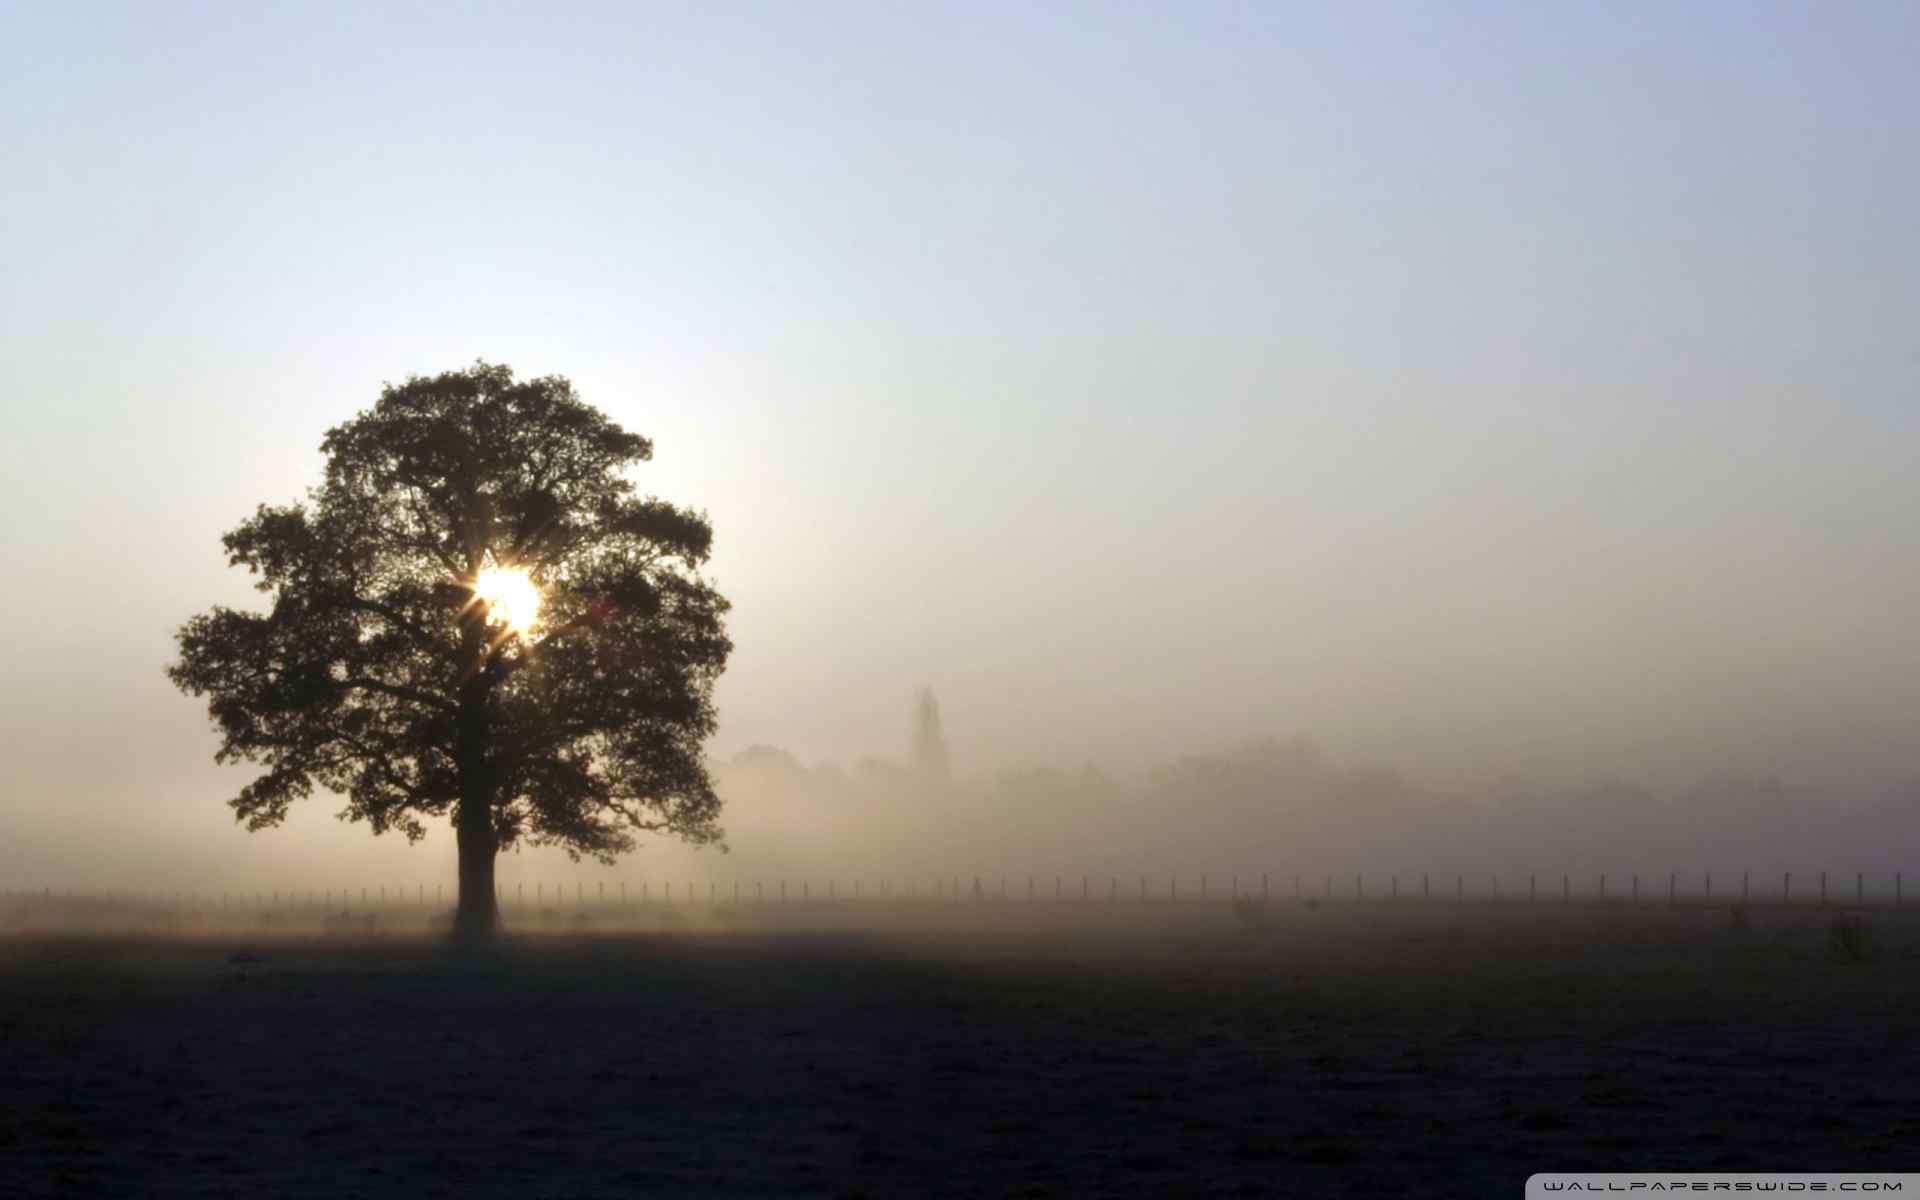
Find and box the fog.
[14,688,1918,899]
[700,705,1920,889]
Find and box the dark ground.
[3,901,1917,1197]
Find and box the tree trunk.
[452,795,498,940]
[451,662,499,941]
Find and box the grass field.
[4,900,1917,1197]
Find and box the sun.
[473,566,542,636]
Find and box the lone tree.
[167,362,732,939]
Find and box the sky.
[3,2,1918,889]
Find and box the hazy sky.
[3,3,1918,886]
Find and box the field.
[4,898,1918,1197]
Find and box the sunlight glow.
[473,566,542,637]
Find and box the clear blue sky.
[3,2,1917,884]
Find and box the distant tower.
[911,687,950,782]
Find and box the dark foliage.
[167,362,732,887]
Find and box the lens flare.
[473,566,541,636]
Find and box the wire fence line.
[4,868,1911,910]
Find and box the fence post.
[1529,873,1536,903]
[1898,873,1904,907]
[1262,872,1269,901]
[1325,874,1333,899]
[1631,874,1637,903]
[1392,875,1398,901]
[1424,873,1431,901]
[1705,873,1711,903]
[1784,872,1791,903]
[1455,875,1462,901]
[1600,874,1606,901]
[1354,873,1361,900]
[1857,873,1863,904]
[1562,874,1569,904]
[1668,871,1676,906]
[1743,870,1750,902]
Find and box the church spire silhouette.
[911,686,950,782]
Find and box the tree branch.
[337,676,457,714]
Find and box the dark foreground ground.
[3,901,1917,1197]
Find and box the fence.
[6,868,1911,912]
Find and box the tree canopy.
[168,362,732,932]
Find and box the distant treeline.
[709,738,1920,880]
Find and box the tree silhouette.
[167,362,732,939]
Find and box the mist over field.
[712,730,1920,889]
[12,697,1920,897]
